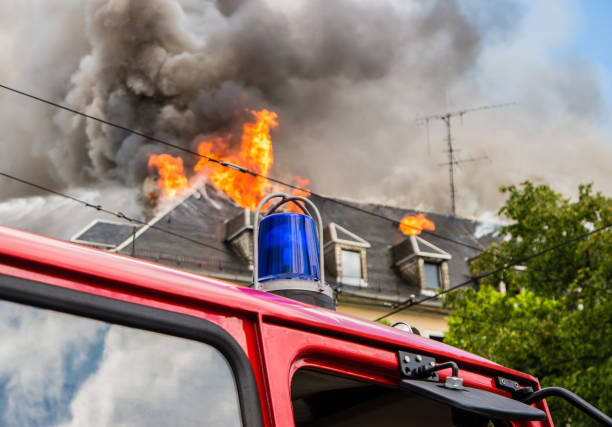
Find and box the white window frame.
[339,249,367,287]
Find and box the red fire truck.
[0,195,609,426]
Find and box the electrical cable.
[448,314,557,335]
[447,314,612,340]
[375,222,612,321]
[313,196,488,252]
[3,83,609,302]
[0,83,493,253]
[0,172,232,255]
[468,251,612,294]
[7,176,606,411]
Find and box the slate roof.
[89,184,499,303]
[117,185,249,280]
[309,194,497,303]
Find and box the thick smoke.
[0,0,611,227]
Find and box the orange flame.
[148,153,189,198]
[284,176,311,213]
[195,109,276,210]
[399,213,435,236]
[147,109,310,210]
[194,109,310,211]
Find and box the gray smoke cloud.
[0,0,610,229]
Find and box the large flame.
[147,154,189,198]
[399,214,435,236]
[195,109,278,210]
[147,109,309,211]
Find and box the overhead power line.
[451,314,550,335]
[375,222,612,321]
[0,172,232,255]
[3,83,607,303]
[0,83,491,253]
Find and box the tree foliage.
[444,182,612,426]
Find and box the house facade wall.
[336,301,448,337]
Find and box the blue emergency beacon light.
[253,193,334,310]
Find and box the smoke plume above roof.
[0,0,610,220]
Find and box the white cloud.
[0,301,106,426]
[0,300,243,427]
[62,326,242,427]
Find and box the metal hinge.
[495,376,533,399]
[398,351,439,381]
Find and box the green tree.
[444,182,612,426]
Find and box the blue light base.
[257,279,335,310]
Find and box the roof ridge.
[322,195,489,223]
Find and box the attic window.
[341,250,362,279]
[424,262,441,290]
[323,223,371,288]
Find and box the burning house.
[71,194,496,340]
[70,107,498,339]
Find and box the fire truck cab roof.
[0,225,554,426]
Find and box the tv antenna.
[418,103,514,216]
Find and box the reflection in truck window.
[291,369,499,427]
[0,299,242,427]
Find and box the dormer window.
[341,249,362,280]
[323,223,371,287]
[391,235,451,294]
[424,262,441,290]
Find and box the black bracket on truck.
[397,351,546,422]
[398,351,439,381]
[397,352,612,425]
[494,376,533,399]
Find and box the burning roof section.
[70,186,496,305]
[69,99,498,304]
[145,108,309,212]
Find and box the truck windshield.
[0,299,243,427]
[291,369,501,427]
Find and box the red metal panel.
[0,225,554,425]
[0,226,539,385]
[260,322,551,426]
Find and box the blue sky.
[567,1,612,128]
[571,1,612,71]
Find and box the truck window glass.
[291,369,499,427]
[0,299,243,427]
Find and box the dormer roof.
[324,222,371,249]
[409,235,451,260]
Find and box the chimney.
[224,209,254,268]
[391,236,420,283]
